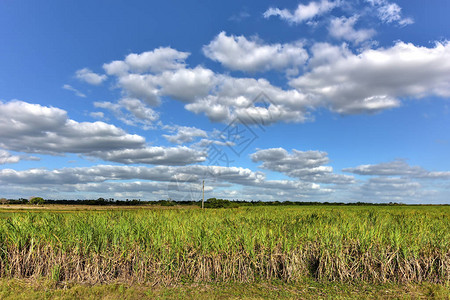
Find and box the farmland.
[0,204,449,288]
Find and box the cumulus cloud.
[119,98,159,123]
[0,165,170,185]
[343,159,450,179]
[124,47,190,74]
[328,15,376,44]
[162,125,207,144]
[0,100,144,155]
[62,84,86,98]
[0,150,40,165]
[75,68,107,85]
[193,138,235,148]
[342,159,450,203]
[366,0,413,26]
[103,60,129,76]
[0,164,262,186]
[203,32,308,74]
[0,150,20,164]
[75,181,211,196]
[95,98,159,129]
[263,0,339,24]
[156,67,217,102]
[116,73,161,106]
[0,100,206,166]
[97,40,450,125]
[251,148,355,184]
[185,77,310,124]
[290,41,450,114]
[104,49,198,106]
[100,48,235,127]
[235,181,334,201]
[105,66,216,106]
[352,176,423,202]
[89,111,105,119]
[102,47,311,125]
[92,147,206,166]
[0,163,338,201]
[103,47,189,76]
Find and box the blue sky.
[1,0,450,203]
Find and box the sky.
[1,0,450,203]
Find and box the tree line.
[0,197,419,207]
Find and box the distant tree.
[0,198,8,205]
[87,198,106,205]
[18,198,28,204]
[29,197,45,205]
[204,198,239,208]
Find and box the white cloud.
[116,73,161,106]
[0,150,40,165]
[263,0,339,24]
[185,77,310,124]
[107,66,215,106]
[203,32,308,74]
[95,98,159,129]
[156,67,217,101]
[119,98,159,122]
[343,159,450,179]
[366,0,413,26]
[0,101,206,166]
[92,147,207,165]
[75,181,211,196]
[96,40,450,125]
[0,150,20,164]
[328,15,376,44]
[0,165,171,185]
[75,68,107,85]
[103,60,129,76]
[290,41,450,114]
[352,176,423,203]
[0,163,338,201]
[6,156,447,203]
[0,164,261,186]
[162,125,207,144]
[342,159,450,203]
[0,100,156,157]
[89,111,105,119]
[102,47,311,125]
[103,47,189,76]
[62,84,86,98]
[124,47,190,73]
[251,148,355,184]
[192,138,235,148]
[2,162,447,202]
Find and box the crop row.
[0,206,448,283]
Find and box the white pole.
[202,180,205,209]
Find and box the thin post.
[202,180,205,209]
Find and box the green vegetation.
[1,279,449,299]
[28,197,45,205]
[0,205,449,286]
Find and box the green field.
[0,205,449,298]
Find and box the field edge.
[0,278,449,299]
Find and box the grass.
[0,279,449,299]
[0,205,449,285]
